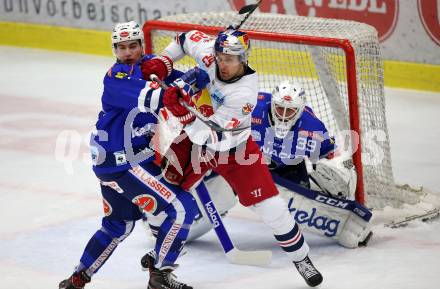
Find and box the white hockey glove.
[309,156,357,200]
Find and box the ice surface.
[0,47,439,289]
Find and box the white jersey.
[163,30,258,151]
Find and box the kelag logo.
[418,0,440,46]
[229,1,398,42]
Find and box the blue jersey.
[251,92,335,169]
[91,55,182,175]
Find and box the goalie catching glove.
[141,55,173,81]
[163,79,196,125]
[309,155,357,200]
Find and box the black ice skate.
[59,271,91,289]
[293,255,323,287]
[148,265,193,289]
[141,250,156,271]
[141,249,156,272]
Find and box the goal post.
[142,12,432,211]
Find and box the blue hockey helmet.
[214,29,251,63]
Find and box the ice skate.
[293,255,323,287]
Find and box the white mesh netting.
[146,12,438,212]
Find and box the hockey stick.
[194,182,272,266]
[234,0,262,30]
[150,74,250,132]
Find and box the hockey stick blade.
[226,248,272,266]
[384,208,440,229]
[195,182,272,266]
[238,1,260,14]
[235,0,262,30]
[150,74,250,132]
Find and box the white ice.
[0,46,439,289]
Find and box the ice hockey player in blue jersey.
[59,21,198,289]
[250,81,372,248]
[252,80,337,190]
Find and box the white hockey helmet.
[271,81,306,138]
[111,21,145,55]
[214,29,251,63]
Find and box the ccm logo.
[315,195,349,209]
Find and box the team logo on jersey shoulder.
[133,194,158,214]
[242,103,254,115]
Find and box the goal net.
[143,12,438,212]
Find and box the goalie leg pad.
[278,181,372,248]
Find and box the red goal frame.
[143,20,366,205]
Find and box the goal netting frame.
[142,12,437,212]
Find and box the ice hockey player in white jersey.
[143,28,323,287]
[174,80,373,249]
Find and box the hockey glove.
[141,55,173,81]
[163,79,196,125]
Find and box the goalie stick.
[384,208,440,229]
[150,74,250,132]
[194,182,272,266]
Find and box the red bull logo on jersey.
[132,194,158,213]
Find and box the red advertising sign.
[228,0,398,42]
[418,0,440,45]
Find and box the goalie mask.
[214,29,251,63]
[271,81,306,138]
[111,21,145,56]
